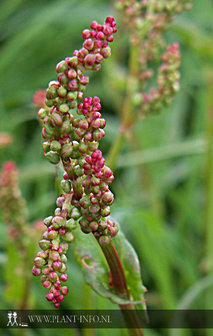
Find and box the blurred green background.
[0,0,213,335]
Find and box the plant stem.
[107,5,155,170]
[99,240,145,336]
[107,40,139,170]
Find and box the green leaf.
[55,163,64,196]
[71,225,146,307]
[113,229,147,309]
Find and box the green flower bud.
[48,230,58,240]
[89,221,99,231]
[61,254,67,263]
[79,196,90,209]
[34,257,46,268]
[55,96,66,105]
[56,60,68,73]
[65,218,77,231]
[102,229,108,236]
[52,216,65,228]
[59,104,69,113]
[93,128,104,141]
[73,141,79,151]
[50,140,61,152]
[98,219,107,231]
[60,120,71,134]
[59,242,68,252]
[39,239,50,250]
[67,91,78,101]
[89,204,100,213]
[43,216,53,226]
[48,272,58,282]
[84,54,96,67]
[38,108,48,119]
[49,251,59,261]
[67,69,77,79]
[92,186,100,194]
[78,157,86,167]
[79,84,86,92]
[50,113,63,127]
[61,143,73,158]
[101,206,111,217]
[74,165,84,177]
[43,141,50,152]
[57,86,67,97]
[88,142,99,151]
[68,100,77,109]
[55,207,61,216]
[52,239,59,250]
[79,142,88,153]
[66,56,78,69]
[48,80,60,88]
[57,72,69,85]
[81,226,92,234]
[46,86,57,100]
[101,46,111,58]
[62,232,74,242]
[71,150,80,160]
[46,99,55,107]
[37,251,48,259]
[45,151,60,164]
[102,191,114,205]
[70,207,81,220]
[44,123,55,136]
[60,263,67,273]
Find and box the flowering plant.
[31,1,193,332]
[0,162,44,308]
[32,16,127,309]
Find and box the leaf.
[55,164,64,197]
[71,224,146,307]
[113,229,147,309]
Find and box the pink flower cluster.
[77,16,117,71]
[32,192,80,307]
[116,0,192,117]
[0,162,27,240]
[33,17,117,307]
[141,42,181,115]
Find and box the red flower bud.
[82,29,91,39]
[60,274,68,282]
[46,293,54,301]
[84,54,96,66]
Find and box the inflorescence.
[0,162,28,244]
[32,17,117,308]
[116,0,192,116]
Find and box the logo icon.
[7,311,18,327]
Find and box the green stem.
[106,130,126,170]
[107,3,155,170]
[99,240,145,336]
[107,41,139,170]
